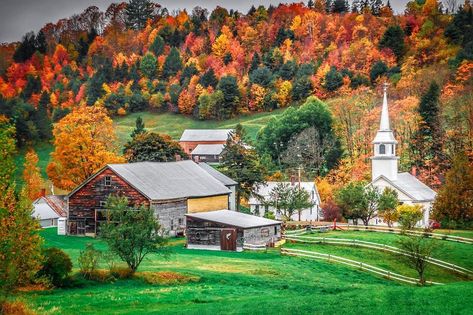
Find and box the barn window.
[274,226,277,235]
[99,201,106,207]
[178,218,183,225]
[104,176,112,186]
[379,144,386,154]
[170,219,174,230]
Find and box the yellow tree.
[47,106,124,190]
[23,149,44,201]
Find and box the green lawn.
[301,230,473,270]
[22,228,473,314]
[113,110,285,146]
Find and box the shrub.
[37,247,72,287]
[139,271,199,285]
[78,243,102,278]
[1,300,35,315]
[397,204,423,231]
[110,267,134,279]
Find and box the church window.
[379,144,386,154]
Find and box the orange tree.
[47,106,124,190]
[23,149,44,201]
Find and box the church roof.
[373,173,437,202]
[372,84,397,144]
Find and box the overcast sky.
[0,0,411,43]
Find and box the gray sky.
[0,0,410,43]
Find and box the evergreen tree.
[149,35,165,56]
[140,53,157,79]
[379,25,406,62]
[332,0,349,13]
[130,116,146,139]
[86,71,105,105]
[370,0,383,15]
[433,151,473,228]
[13,32,37,62]
[125,0,155,30]
[199,68,218,88]
[35,30,47,54]
[249,66,273,88]
[370,60,388,83]
[21,75,42,99]
[216,75,240,120]
[352,0,361,12]
[162,47,182,79]
[249,52,261,73]
[292,76,313,101]
[324,66,344,91]
[34,91,52,140]
[220,124,266,211]
[308,0,315,9]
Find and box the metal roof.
[391,173,437,201]
[186,210,281,228]
[108,160,231,200]
[179,129,233,142]
[198,163,237,186]
[191,144,225,155]
[33,196,67,220]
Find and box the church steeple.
[371,83,399,181]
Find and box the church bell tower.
[371,83,399,181]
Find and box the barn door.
[220,228,237,251]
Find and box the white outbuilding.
[32,195,67,228]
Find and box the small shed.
[191,144,225,163]
[32,195,67,228]
[185,210,282,251]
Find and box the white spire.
[379,82,390,131]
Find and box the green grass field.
[113,109,285,146]
[21,228,473,314]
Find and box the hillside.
[0,0,472,193]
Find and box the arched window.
[379,144,386,154]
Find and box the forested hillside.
[0,0,472,191]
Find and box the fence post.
[360,262,363,269]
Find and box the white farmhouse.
[370,85,436,227]
[249,181,321,221]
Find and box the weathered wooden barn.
[186,210,282,251]
[66,160,232,236]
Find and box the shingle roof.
[191,144,225,155]
[179,129,233,142]
[107,160,230,200]
[186,210,281,228]
[391,172,437,201]
[198,163,237,186]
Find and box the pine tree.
[162,47,182,79]
[150,35,165,56]
[130,116,146,139]
[432,151,473,228]
[125,0,155,30]
[324,66,344,91]
[220,124,266,211]
[199,68,218,88]
[370,0,383,16]
[249,52,261,73]
[140,53,157,79]
[379,25,406,62]
[216,75,240,120]
[34,91,52,140]
[307,0,315,9]
[332,0,349,13]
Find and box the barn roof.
[179,129,233,142]
[107,160,231,200]
[198,163,237,186]
[191,144,225,155]
[186,210,281,228]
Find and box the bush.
[78,243,102,278]
[37,247,72,287]
[1,300,35,315]
[397,204,423,230]
[110,267,134,279]
[138,271,199,285]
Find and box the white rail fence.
[284,224,473,245]
[285,235,473,276]
[281,247,444,286]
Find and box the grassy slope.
[25,229,473,315]
[113,109,285,146]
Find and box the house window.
[274,226,278,235]
[104,176,112,186]
[379,144,386,154]
[255,204,260,214]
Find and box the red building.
[179,129,232,157]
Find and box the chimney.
[40,188,46,197]
[290,175,296,186]
[411,166,417,176]
[175,154,182,161]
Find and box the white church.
[370,85,437,227]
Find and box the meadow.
[22,228,473,315]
